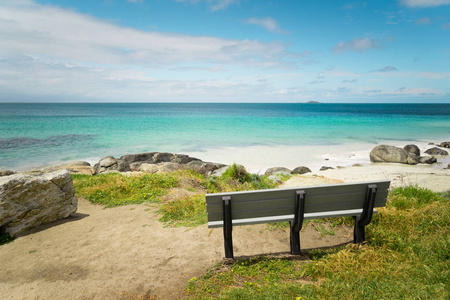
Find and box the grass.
[0,232,14,245]
[71,165,290,228]
[184,186,450,299]
[72,172,179,207]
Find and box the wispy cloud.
[332,37,382,53]
[371,66,398,72]
[175,0,239,11]
[414,17,431,24]
[244,17,286,34]
[399,0,450,7]
[128,0,144,3]
[441,22,450,30]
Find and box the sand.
[1,163,449,299]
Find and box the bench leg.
[290,190,305,255]
[223,196,234,258]
[353,216,365,243]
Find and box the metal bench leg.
[223,196,234,258]
[354,184,377,244]
[290,190,305,255]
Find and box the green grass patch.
[0,232,14,246]
[184,186,450,299]
[159,194,207,227]
[72,173,179,207]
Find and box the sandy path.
[0,196,351,300]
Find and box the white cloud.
[399,0,450,7]
[332,37,381,53]
[244,17,286,34]
[0,1,290,68]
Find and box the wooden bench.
[206,180,390,258]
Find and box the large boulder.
[292,166,312,175]
[0,170,16,177]
[419,156,437,164]
[424,147,449,156]
[0,170,78,236]
[93,156,131,174]
[404,144,420,157]
[29,161,94,175]
[265,167,292,176]
[370,145,419,165]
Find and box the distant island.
[306,101,321,103]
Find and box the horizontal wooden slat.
[206,180,390,224]
[208,209,379,228]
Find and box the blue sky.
[0,0,449,103]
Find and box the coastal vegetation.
[184,186,450,299]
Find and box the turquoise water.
[1,103,449,170]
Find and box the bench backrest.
[206,180,390,228]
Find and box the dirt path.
[0,192,352,299]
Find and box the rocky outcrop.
[93,156,131,174]
[292,166,311,175]
[265,167,292,176]
[0,170,16,177]
[0,170,77,236]
[370,145,419,165]
[120,152,201,170]
[320,166,334,171]
[440,142,450,148]
[185,161,226,176]
[404,144,420,157]
[424,147,449,156]
[29,161,94,175]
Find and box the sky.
[0,0,449,103]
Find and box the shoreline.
[3,140,450,174]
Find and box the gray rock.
[185,161,226,176]
[291,166,312,175]
[32,161,94,175]
[210,166,229,177]
[0,170,77,236]
[265,167,292,176]
[94,156,131,174]
[120,152,201,166]
[404,144,420,157]
[440,142,450,148]
[320,166,334,171]
[424,147,449,156]
[156,162,184,173]
[139,163,159,173]
[369,145,419,165]
[0,170,16,177]
[419,156,437,164]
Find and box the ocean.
[1,103,449,172]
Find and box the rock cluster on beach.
[369,143,449,165]
[0,170,78,236]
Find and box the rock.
[265,167,292,176]
[94,156,131,174]
[424,147,449,156]
[353,164,363,167]
[404,144,420,157]
[440,142,450,148]
[419,156,437,164]
[156,162,184,173]
[320,166,334,171]
[369,145,419,165]
[33,161,94,175]
[0,170,77,236]
[210,166,229,177]
[291,166,312,175]
[185,161,226,176]
[120,152,201,167]
[0,170,16,177]
[139,163,159,173]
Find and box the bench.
[206,180,390,258]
